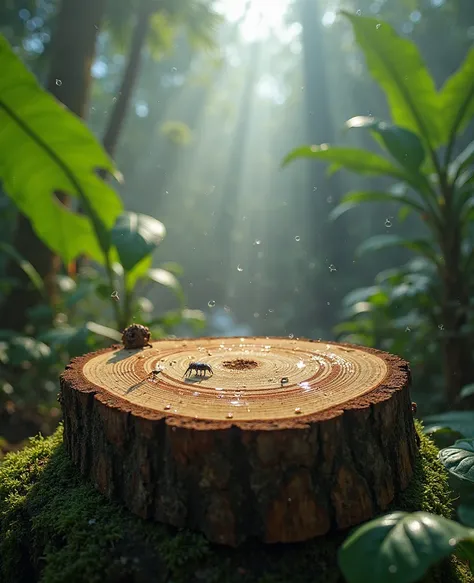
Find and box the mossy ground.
[0,422,472,583]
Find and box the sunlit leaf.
[0,241,45,297]
[460,384,474,401]
[439,439,474,483]
[125,255,153,292]
[342,286,380,307]
[342,13,442,147]
[424,426,465,449]
[439,47,474,150]
[424,412,474,438]
[160,261,184,276]
[147,267,184,304]
[357,235,439,264]
[346,117,426,172]
[111,212,166,272]
[338,511,474,583]
[0,35,123,264]
[85,321,121,342]
[282,145,408,180]
[330,190,425,222]
[450,140,474,184]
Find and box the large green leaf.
[423,426,465,450]
[0,35,123,264]
[357,235,439,264]
[111,212,166,272]
[439,439,474,483]
[346,117,426,172]
[342,13,442,147]
[423,412,474,438]
[330,190,425,221]
[147,267,184,304]
[439,47,474,150]
[282,145,408,180]
[338,511,474,583]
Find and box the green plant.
[0,33,205,412]
[283,12,474,405]
[338,430,474,583]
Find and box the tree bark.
[298,0,345,332]
[60,336,418,546]
[102,0,153,160]
[0,0,106,330]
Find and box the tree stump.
[60,336,418,546]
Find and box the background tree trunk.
[102,0,153,160]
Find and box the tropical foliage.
[284,12,474,406]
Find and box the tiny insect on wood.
[184,362,213,377]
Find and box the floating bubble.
[111,290,120,301]
[294,407,302,414]
[295,235,301,242]
[208,300,216,307]
[328,264,337,272]
[55,79,62,86]
[385,218,392,227]
[237,264,244,272]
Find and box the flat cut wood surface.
[60,337,418,545]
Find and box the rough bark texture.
[60,337,418,546]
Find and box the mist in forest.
[1,0,474,430]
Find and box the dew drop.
[55,78,62,86]
[237,264,244,272]
[295,235,301,242]
[448,537,457,547]
[385,218,392,227]
[281,377,289,384]
[208,300,216,307]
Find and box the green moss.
[0,422,472,583]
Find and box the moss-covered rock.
[0,422,472,583]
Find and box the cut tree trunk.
[60,336,418,547]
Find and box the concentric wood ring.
[60,337,418,546]
[81,337,388,422]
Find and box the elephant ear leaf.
[0,34,123,264]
